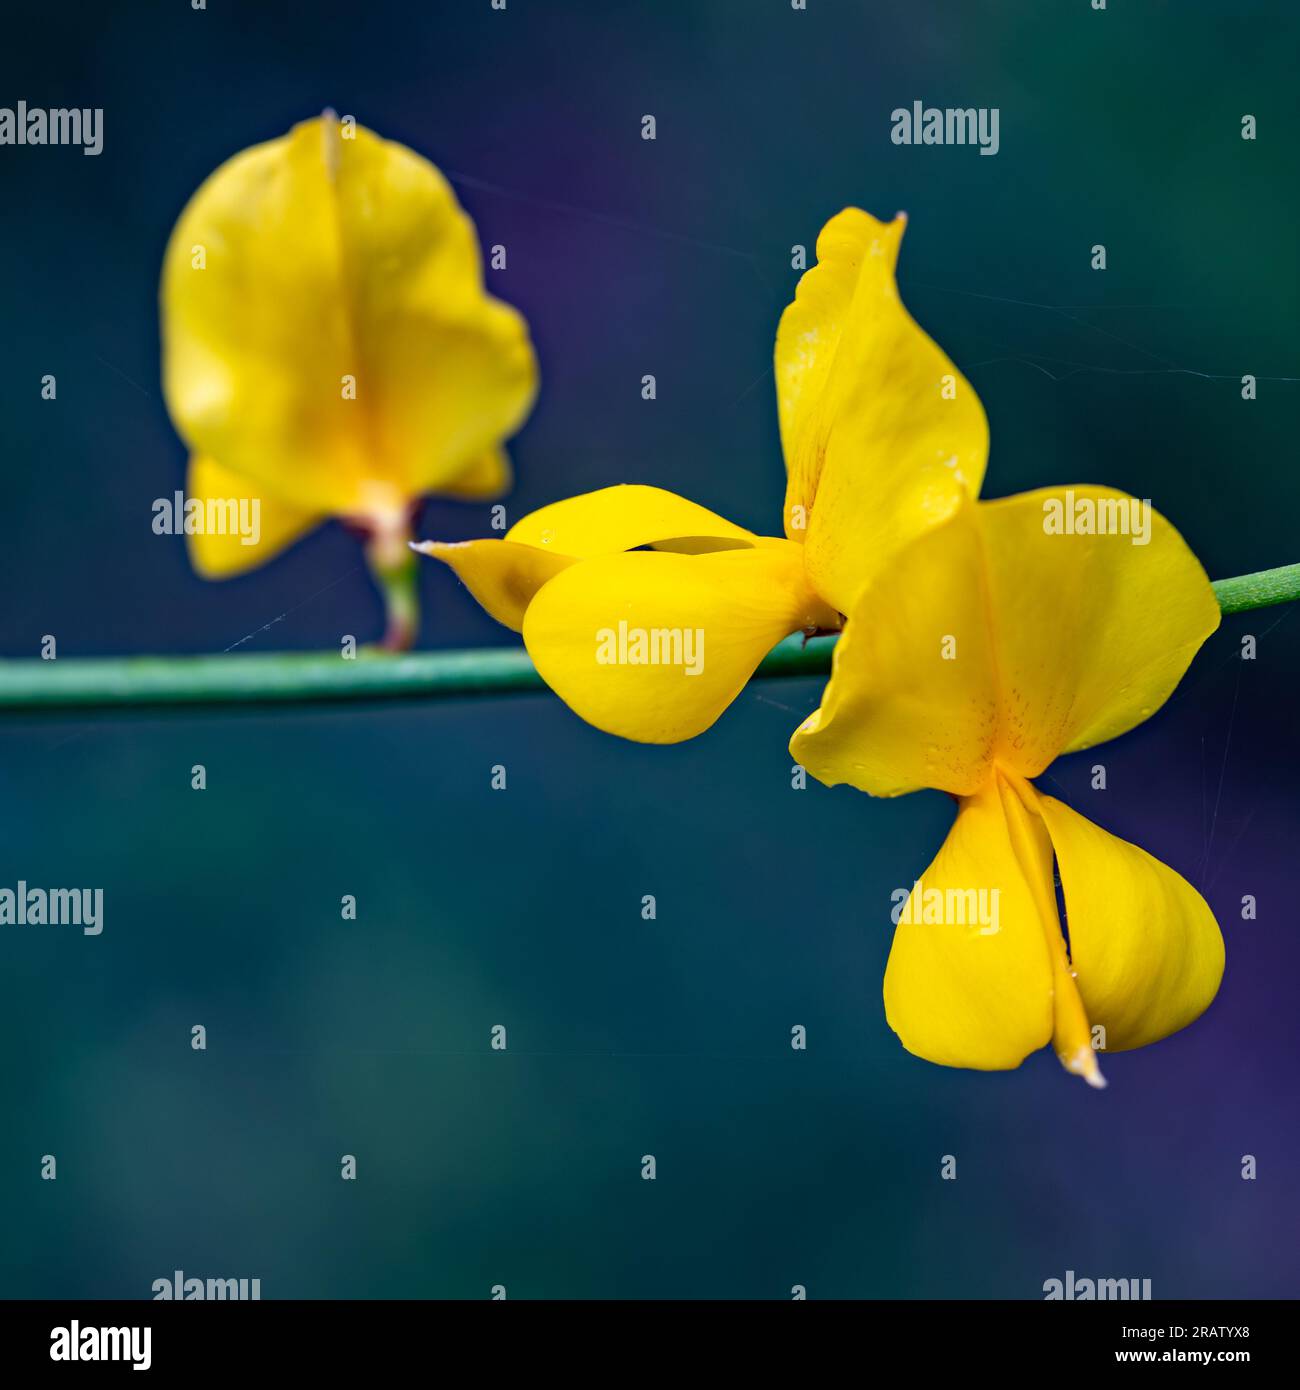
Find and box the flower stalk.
[365,531,421,653]
[0,563,1293,713]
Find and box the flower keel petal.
[523,544,830,742]
[416,539,574,632]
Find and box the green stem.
[1208,562,1300,615]
[0,564,1294,712]
[366,536,420,652]
[0,647,545,710]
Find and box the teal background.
[1,1,1298,1297]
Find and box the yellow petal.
[1037,794,1224,1052]
[790,503,999,797]
[522,543,834,742]
[162,114,536,522]
[505,484,755,557]
[416,539,573,632]
[885,775,1106,1082]
[979,487,1221,762]
[793,489,1219,794]
[419,484,764,636]
[1001,777,1105,1086]
[441,447,513,501]
[883,781,1054,1071]
[184,455,323,579]
[775,208,988,613]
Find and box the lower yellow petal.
[416,539,573,631]
[184,455,322,578]
[1037,794,1225,1052]
[1000,777,1105,1086]
[522,543,832,742]
[883,781,1054,1071]
[506,484,755,557]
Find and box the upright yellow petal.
[1037,795,1225,1052]
[793,490,1219,793]
[185,455,323,579]
[883,781,1053,1071]
[790,504,999,798]
[162,114,536,525]
[505,484,755,557]
[775,209,988,613]
[522,543,836,742]
[979,487,1221,766]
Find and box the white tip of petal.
[1083,1062,1108,1091]
[1060,1044,1108,1090]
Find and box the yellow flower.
[416,204,1226,1083]
[791,489,1225,1083]
[415,208,988,740]
[161,112,537,646]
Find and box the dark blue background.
[1,0,1297,1298]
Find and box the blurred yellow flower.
[415,208,988,738]
[161,112,537,647]
[791,489,1224,1083]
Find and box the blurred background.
[1,0,1298,1297]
